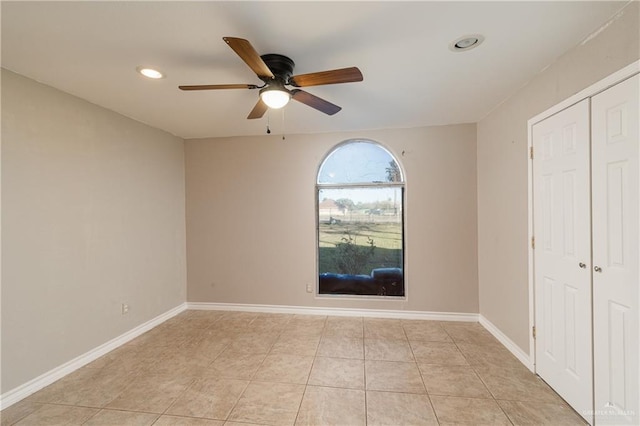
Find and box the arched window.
[316,140,405,297]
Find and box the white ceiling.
[1,1,629,139]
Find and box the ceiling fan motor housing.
[260,54,295,84]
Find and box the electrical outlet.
[306,283,313,293]
[121,303,129,315]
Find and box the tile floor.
[1,310,587,425]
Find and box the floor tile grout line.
[443,325,513,407]
[293,314,329,424]
[221,378,251,424]
[157,377,197,420]
[363,335,369,426]
[403,321,444,425]
[293,384,308,426]
[246,321,285,382]
[79,406,104,426]
[305,316,329,384]
[494,398,517,426]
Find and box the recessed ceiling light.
[136,66,165,79]
[449,35,484,52]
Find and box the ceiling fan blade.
[179,84,258,91]
[291,89,341,115]
[289,67,363,87]
[247,99,268,119]
[223,37,274,80]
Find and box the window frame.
[315,139,406,299]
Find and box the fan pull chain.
[282,108,286,140]
[266,111,271,134]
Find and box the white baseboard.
[187,302,480,322]
[479,314,534,372]
[0,302,188,411]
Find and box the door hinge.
[529,146,534,159]
[531,236,535,249]
[532,326,537,339]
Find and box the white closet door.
[592,73,639,425]
[533,99,593,424]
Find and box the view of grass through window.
[317,141,404,297]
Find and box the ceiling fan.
[179,37,364,119]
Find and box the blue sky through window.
[318,141,401,185]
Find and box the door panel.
[592,74,639,425]
[533,99,592,424]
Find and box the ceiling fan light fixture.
[260,87,291,109]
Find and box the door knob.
[579,262,586,269]
[594,266,602,273]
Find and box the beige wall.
[1,70,187,393]
[477,1,639,353]
[186,124,478,313]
